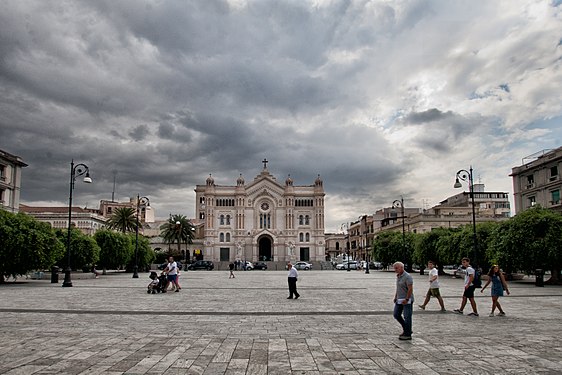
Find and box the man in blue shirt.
[393,261,414,340]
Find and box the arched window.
[226,215,231,225]
[220,233,224,242]
[226,233,230,242]
[305,215,310,225]
[336,242,340,250]
[299,233,304,242]
[220,215,225,225]
[299,215,304,225]
[305,233,310,242]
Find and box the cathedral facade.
[194,161,326,264]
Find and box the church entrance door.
[258,236,273,261]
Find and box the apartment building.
[510,147,562,214]
[0,149,28,213]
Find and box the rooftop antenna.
[111,170,117,202]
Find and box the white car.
[336,261,358,270]
[243,261,253,270]
[294,261,312,270]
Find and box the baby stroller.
[147,271,168,294]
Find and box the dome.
[237,173,245,186]
[285,174,293,186]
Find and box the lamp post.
[133,194,150,278]
[175,221,182,255]
[62,160,92,288]
[392,196,409,272]
[454,166,478,266]
[360,215,370,274]
[341,223,350,271]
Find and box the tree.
[372,231,404,268]
[106,207,137,233]
[94,229,133,270]
[488,206,562,283]
[159,214,194,257]
[0,210,65,282]
[126,233,155,272]
[55,228,100,271]
[413,227,453,274]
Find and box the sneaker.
[398,335,412,340]
[489,313,494,317]
[175,289,180,292]
[418,305,425,310]
[467,312,479,317]
[440,308,447,312]
[453,309,463,314]
[497,312,505,316]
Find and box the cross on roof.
[262,158,268,169]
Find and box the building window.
[0,165,5,181]
[226,233,231,242]
[305,233,310,242]
[550,166,559,181]
[226,215,231,225]
[336,242,340,251]
[220,215,225,225]
[305,215,310,225]
[200,196,205,204]
[0,188,4,203]
[299,215,304,225]
[551,190,560,205]
[299,233,304,242]
[526,175,534,189]
[528,196,536,208]
[220,233,225,242]
[199,212,205,220]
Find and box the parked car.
[253,261,268,270]
[453,266,466,278]
[336,261,358,270]
[369,261,383,270]
[294,261,312,270]
[158,261,183,271]
[187,260,214,270]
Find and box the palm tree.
[160,214,194,256]
[107,207,138,233]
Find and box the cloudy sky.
[1,0,561,232]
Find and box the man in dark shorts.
[453,257,478,316]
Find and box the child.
[147,271,160,294]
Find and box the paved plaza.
[0,268,561,374]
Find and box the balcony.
[549,175,559,182]
[550,200,561,206]
[525,182,535,189]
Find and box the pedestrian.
[286,262,300,299]
[418,261,446,312]
[229,262,235,279]
[481,265,510,316]
[92,265,100,278]
[164,256,180,292]
[393,261,414,340]
[453,257,479,316]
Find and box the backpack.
[472,267,482,288]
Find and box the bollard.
[51,266,59,283]
[535,269,544,287]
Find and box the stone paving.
[0,268,561,374]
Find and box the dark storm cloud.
[1,0,560,231]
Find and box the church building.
[194,160,326,266]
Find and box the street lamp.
[62,160,92,288]
[341,223,350,272]
[175,221,182,255]
[361,215,370,274]
[454,166,478,266]
[133,194,150,278]
[392,196,409,272]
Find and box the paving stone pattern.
[0,269,561,374]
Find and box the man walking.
[287,263,300,299]
[418,261,446,312]
[454,257,478,316]
[393,261,414,340]
[164,256,180,292]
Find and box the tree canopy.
[106,207,137,233]
[0,210,65,282]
